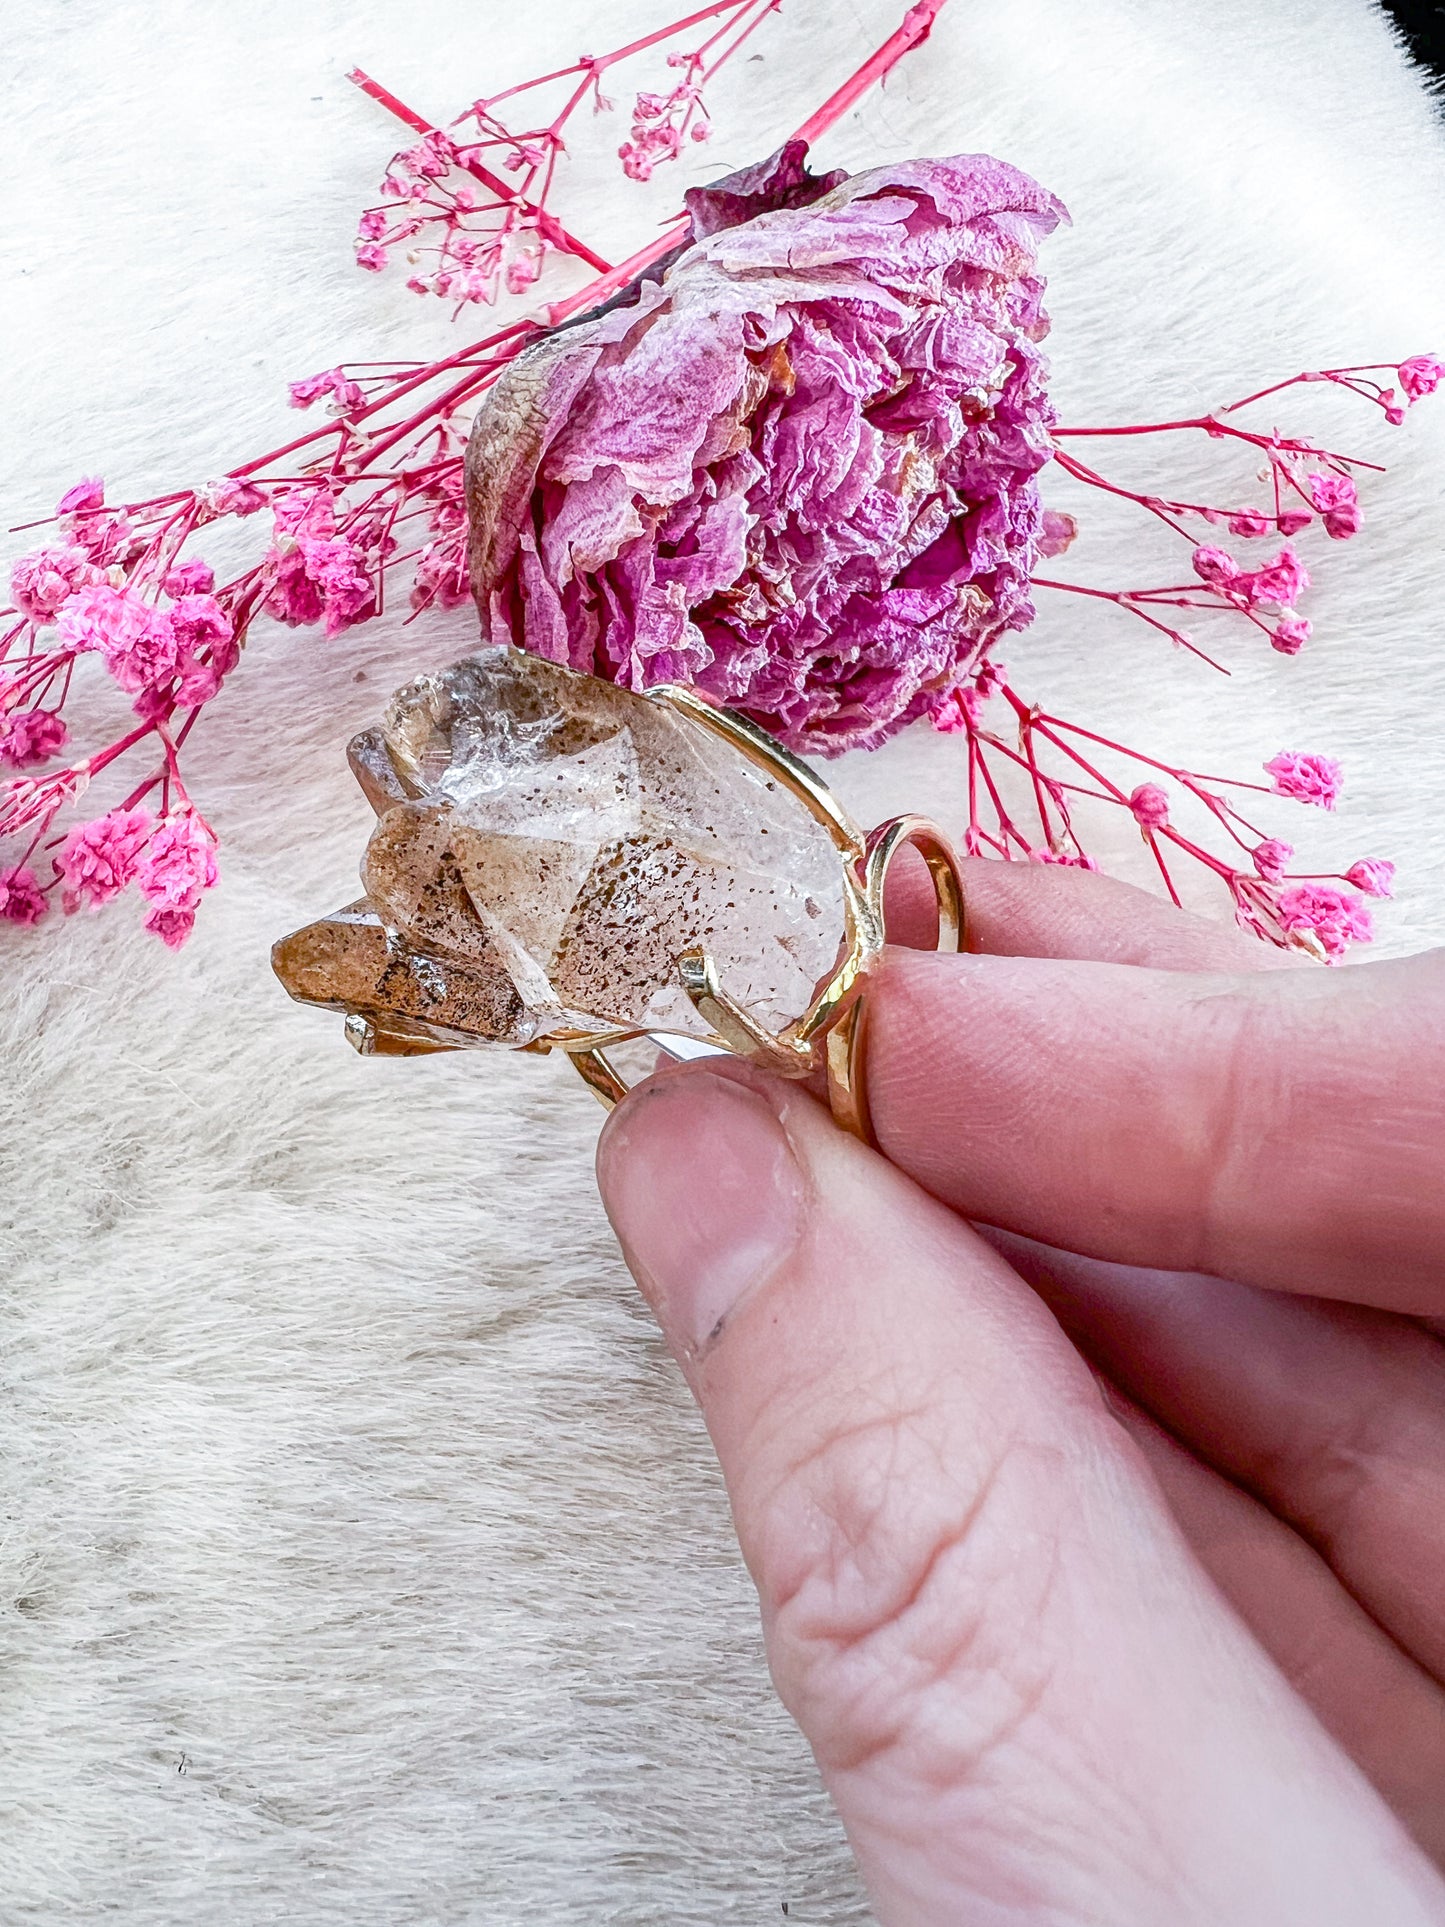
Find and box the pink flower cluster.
[56,580,235,710]
[0,708,68,770]
[262,489,379,638]
[47,804,218,945]
[619,55,712,181]
[1251,837,1293,882]
[356,113,554,306]
[1128,782,1170,829]
[1307,470,1361,539]
[9,544,103,623]
[1264,749,1343,811]
[1191,542,1313,652]
[410,470,471,613]
[1233,838,1391,962]
[289,367,367,415]
[0,864,47,925]
[199,476,269,518]
[472,148,1068,752]
[1275,882,1374,961]
[1395,353,1444,407]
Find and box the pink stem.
[480,0,752,108]
[348,69,613,272]
[792,0,950,143]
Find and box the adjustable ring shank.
[822,816,965,1148]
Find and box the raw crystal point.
[274,647,845,1053]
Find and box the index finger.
[864,941,1445,1315]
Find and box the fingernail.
[596,1067,808,1353]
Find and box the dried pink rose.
[1264,749,1343,810]
[466,143,1068,753]
[55,807,153,912]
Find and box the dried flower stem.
[0,0,955,940]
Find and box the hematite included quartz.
[273,647,845,1052]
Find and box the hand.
[595,861,1445,1926]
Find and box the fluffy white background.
[3,3,1444,1921]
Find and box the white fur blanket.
[4,3,1444,1920]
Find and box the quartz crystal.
[273,647,845,1052]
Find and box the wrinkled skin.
[466,150,1067,754]
[597,862,1445,1926]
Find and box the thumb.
[595,1062,1444,1927]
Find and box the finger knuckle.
[742,1386,1068,1784]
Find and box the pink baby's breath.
[1276,881,1373,961]
[55,476,106,516]
[1128,783,1170,829]
[199,477,269,517]
[0,864,48,925]
[135,812,219,914]
[1252,838,1294,882]
[1308,470,1361,539]
[162,559,216,597]
[1264,750,1343,811]
[1190,545,1237,585]
[143,906,198,950]
[57,584,179,695]
[0,709,69,770]
[55,807,153,912]
[288,367,367,414]
[1270,614,1311,655]
[1243,546,1309,608]
[1226,508,1271,538]
[1345,857,1395,898]
[1398,354,1445,403]
[10,544,103,623]
[931,685,982,734]
[263,489,378,638]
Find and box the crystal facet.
[273,647,845,1053]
